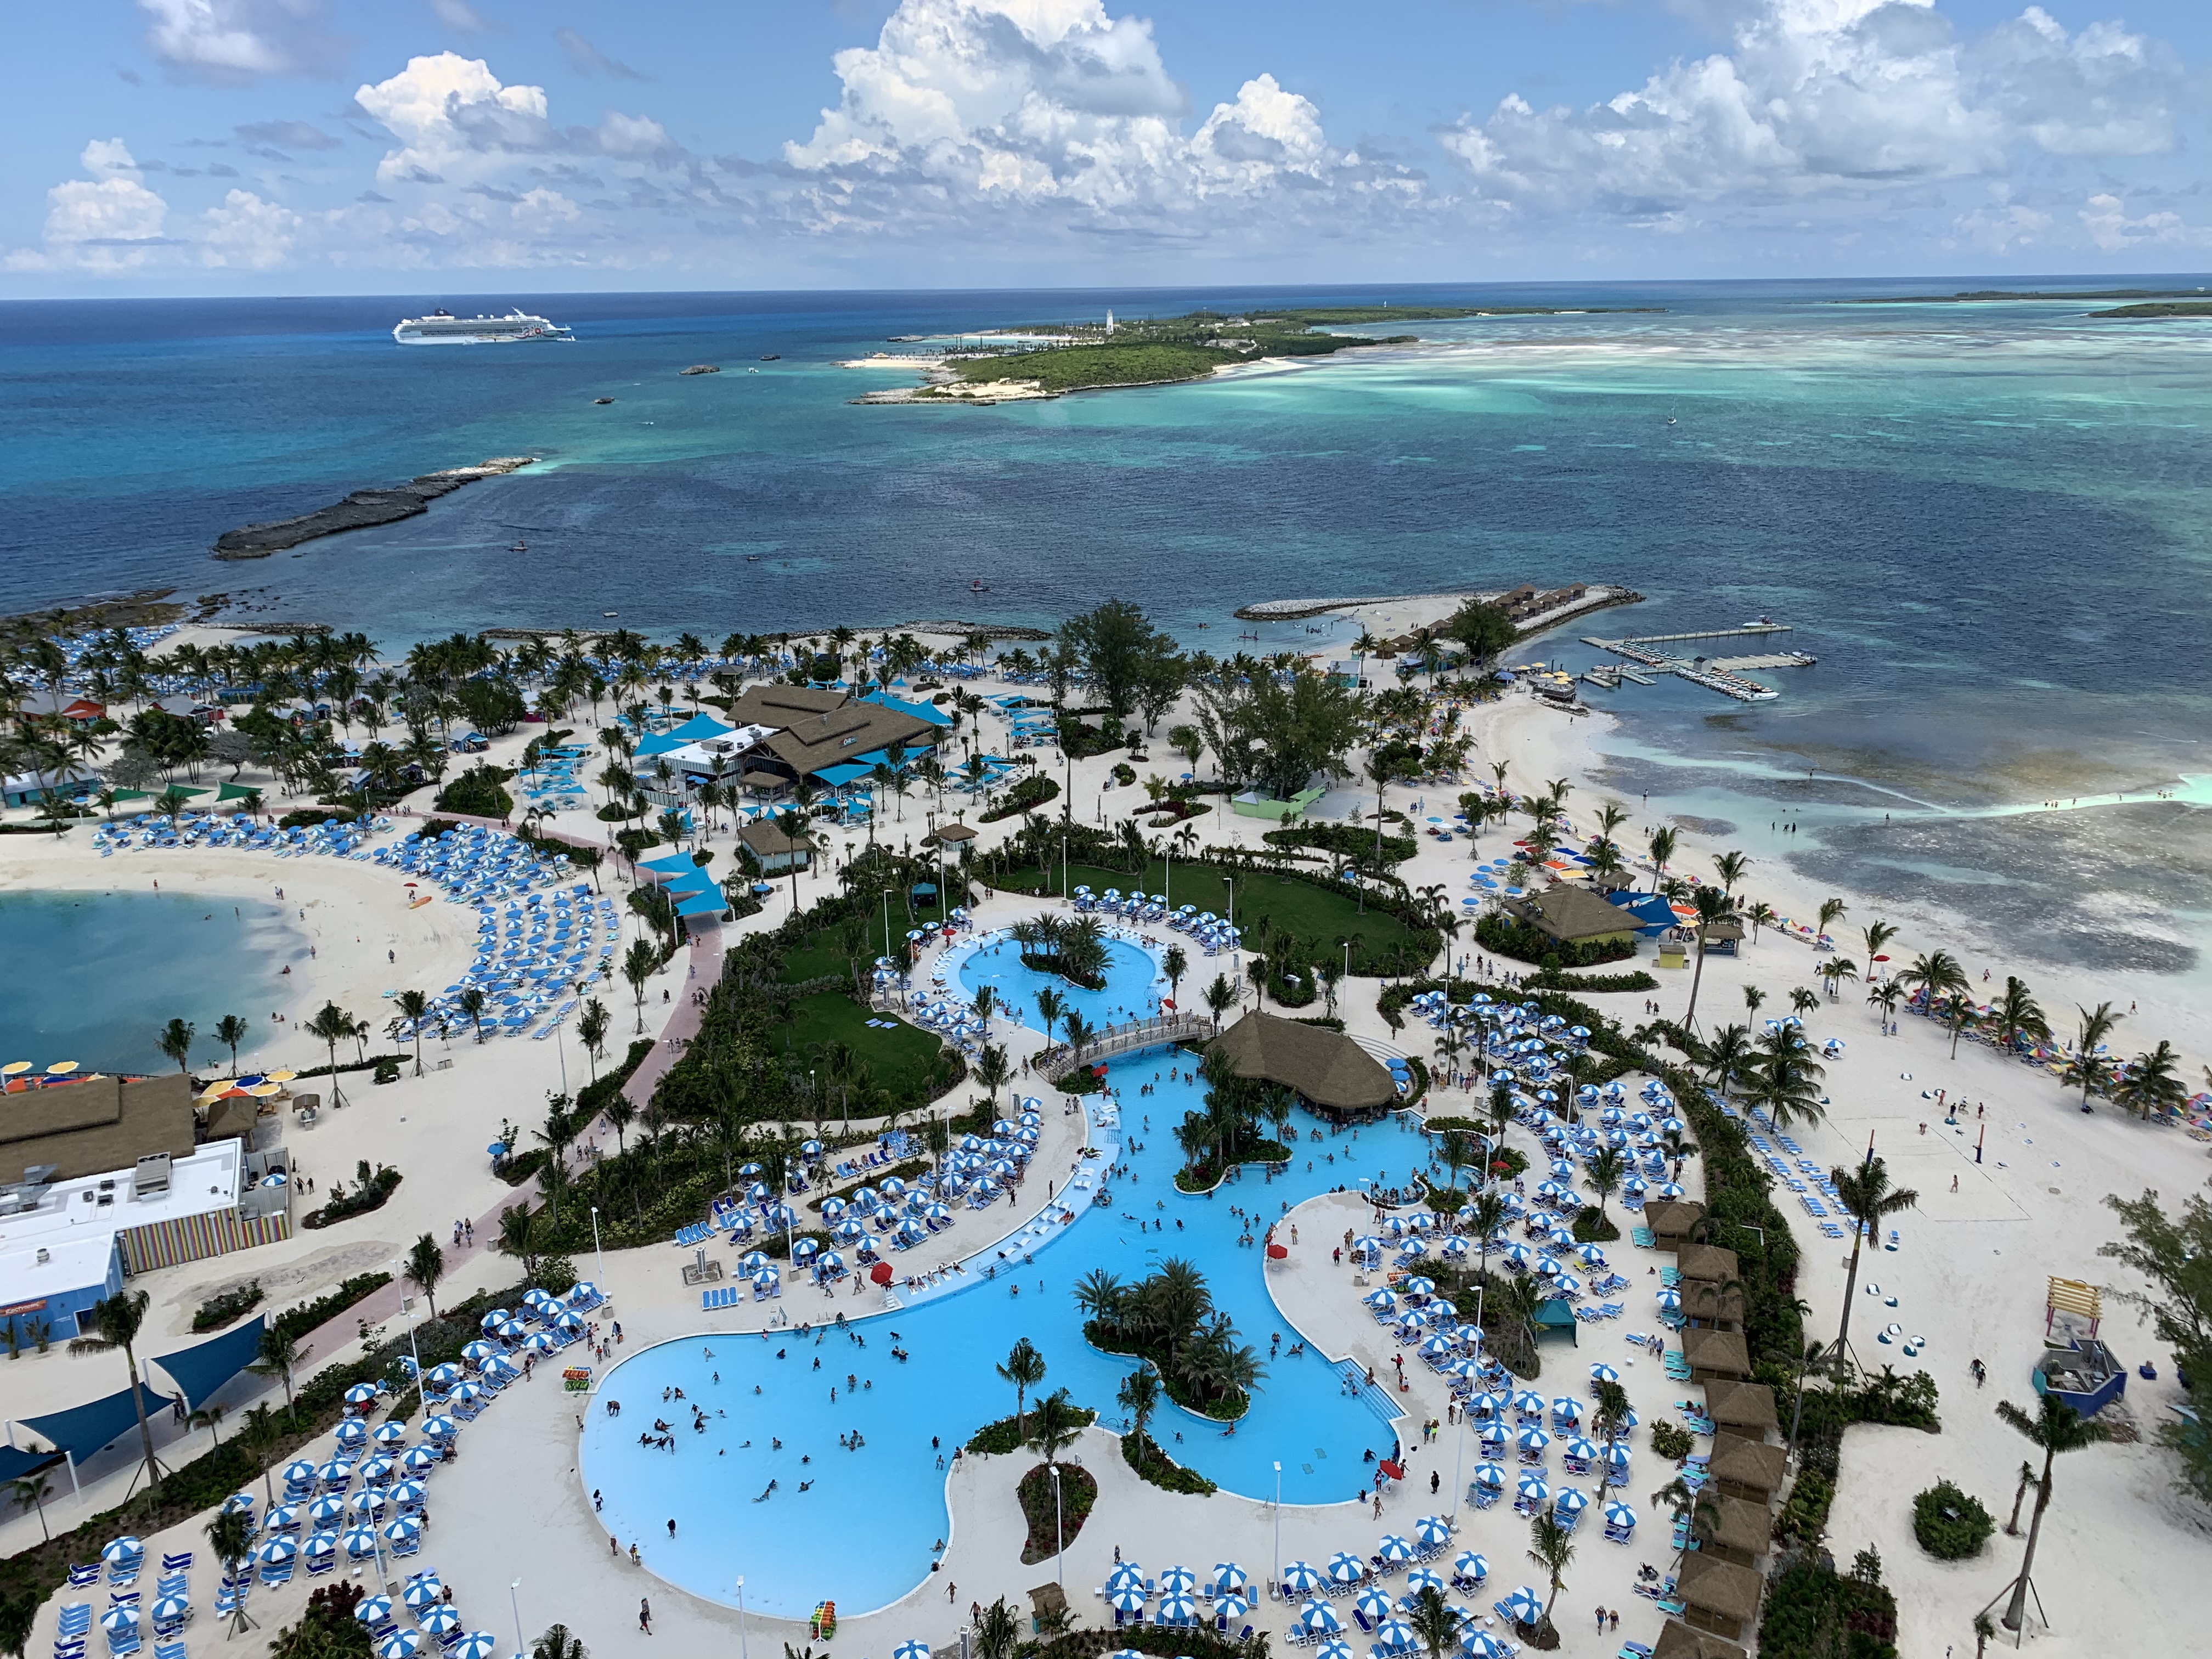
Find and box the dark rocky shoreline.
[212,456,538,560]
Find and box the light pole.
[1272,1462,1282,1602]
[736,1577,749,1659]
[1050,1464,1065,1585]
[392,1257,423,1385]
[590,1207,605,1292]
[507,1580,524,1659]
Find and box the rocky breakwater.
[212,456,538,560]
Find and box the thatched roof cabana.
[1205,1011,1398,1116]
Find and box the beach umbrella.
[1451,1551,1488,1583]
[1470,1464,1504,1491]
[894,1644,931,1659]
[461,1340,499,1365]
[1403,1567,1447,1596]
[100,1610,139,1636]
[1314,1642,1355,1659]
[1156,1593,1197,1627]
[1564,1437,1599,1464]
[303,1532,337,1560]
[356,1596,395,1627]
[1500,1588,1544,1627]
[1297,1600,1342,1635]
[263,1504,299,1532]
[334,1419,369,1449]
[490,1318,527,1341]
[1108,1587,1147,1615]
[1462,1633,1511,1659]
[379,1633,421,1659]
[388,1479,427,1508]
[448,1634,499,1659]
[1552,1488,1588,1518]
[1511,1390,1546,1417]
[1587,1362,1619,1383]
[372,1422,408,1448]
[421,1415,459,1439]
[345,1384,381,1408]
[349,1490,390,1518]
[382,1517,421,1547]
[1469,1392,1506,1420]
[402,1581,444,1612]
[1605,1445,1632,1479]
[1211,1563,1248,1595]
[1604,1501,1637,1531]
[1657,1288,1682,1311]
[1378,1534,1415,1563]
[1516,1425,1551,1454]
[342,1527,380,1560]
[149,1597,190,1627]
[1354,1587,1395,1623]
[1373,1620,1416,1654]
[1158,1565,1196,1593]
[1476,1423,1506,1452]
[256,1538,297,1566]
[1414,1515,1452,1548]
[419,1607,462,1638]
[400,1447,439,1477]
[1550,1397,1583,1424]
[1515,1472,1549,1503]
[1326,1551,1365,1584]
[424,1363,465,1390]
[1104,1564,1142,1592]
[360,1455,396,1485]
[283,1459,319,1488]
[1214,1592,1253,1622]
[1281,1561,1322,1593]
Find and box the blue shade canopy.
[153,1314,266,1411]
[17,1384,173,1464]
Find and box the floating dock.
[1580,621,1813,703]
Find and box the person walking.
[639,1599,652,1635]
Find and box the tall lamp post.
[507,1581,524,1659]
[1272,1461,1283,1603]
[589,1207,605,1293]
[1049,1464,1065,1585]
[735,1577,749,1659]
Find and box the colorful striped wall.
[120,1208,291,1274]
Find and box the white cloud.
[2,172,172,274]
[81,139,143,176]
[1441,0,2190,223]
[199,187,301,266]
[781,0,1413,231]
[2076,190,2196,251]
[355,52,678,184]
[1953,198,2052,252]
[137,0,345,83]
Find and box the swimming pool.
[954,933,1167,1034]
[578,1052,1433,1617]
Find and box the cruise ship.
[392,308,574,345]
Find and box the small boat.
[510,540,528,552]
[760,354,780,361]
[603,611,618,618]
[593,397,614,404]
[746,554,762,562]
[970,579,989,592]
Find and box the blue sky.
[4,0,2209,292]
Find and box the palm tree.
[456,985,490,1044]
[1995,1393,2111,1634]
[2062,1002,2120,1109]
[578,998,611,1084]
[1895,949,1969,1011]
[1404,1584,1459,1659]
[239,1401,285,1506]
[1469,1189,1508,1279]
[404,1232,445,1318]
[1818,956,1859,1003]
[1658,1126,1699,1181]
[531,1625,588,1659]
[1203,973,1237,1031]
[8,1474,52,1543]
[1651,1474,1722,1569]
[1742,984,1765,1018]
[1116,1365,1160,1455]
[187,1403,227,1452]
[1589,1378,1632,1494]
[994,1337,1051,1440]
[623,937,658,1034]
[205,1509,256,1634]
[1163,943,1188,1009]
[1024,1386,1085,1471]
[1745,1028,1828,1135]
[249,1324,307,1412]
[157,1017,196,1077]
[1585,1145,1625,1224]
[1034,985,1065,1042]
[2113,1040,2187,1121]
[304,1001,356,1102]
[394,989,431,1076]
[1440,1128,1479,1198]
[1701,1023,1754,1100]
[1680,884,1736,1031]
[1789,986,1820,1018]
[1988,975,2050,1056]
[88,1289,163,1497]
[1816,896,1848,939]
[1859,919,1899,976]
[213,1012,250,1076]
[973,1043,1011,1105]
[1830,1154,1918,1378]
[1523,1510,1575,1644]
[496,1203,544,1283]
[1645,826,1675,890]
[1711,849,1750,895]
[1937,990,1980,1058]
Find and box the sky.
[4,0,2210,294]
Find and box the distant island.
[1839,288,2212,305]
[848,303,1665,403]
[2087,301,2212,319]
[212,456,537,560]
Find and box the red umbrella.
[1266,1243,1289,1260]
[869,1261,893,1286]
[1379,1459,1406,1481]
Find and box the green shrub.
[1911,1480,1994,1560]
[301,1163,402,1230]
[1572,1209,1620,1243]
[278,807,358,830]
[1018,1461,1098,1564]
[1757,1556,1898,1659]
[435,764,514,818]
[191,1282,264,1332]
[1648,1419,1694,1461]
[1527,968,1660,993]
[1122,1431,1217,1495]
[968,1407,1095,1455]
[1475,911,1637,967]
[980,774,1060,823]
[271,1272,391,1346]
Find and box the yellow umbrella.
[44,1062,77,1075]
[266,1069,297,1082]
[1,1062,31,1076]
[199,1081,236,1101]
[248,1082,284,1098]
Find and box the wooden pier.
[1579,623,1813,704]
[1620,622,1793,646]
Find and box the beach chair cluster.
[92,811,389,860]
[519,746,593,808]
[1095,1560,1257,1644]
[673,1222,715,1248]
[701,1285,742,1311]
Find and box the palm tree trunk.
[2002,1454,2056,1632]
[1683,935,1710,1030]
[126,1349,161,1497]
[1831,1229,1866,1379]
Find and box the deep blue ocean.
[5,279,2211,979]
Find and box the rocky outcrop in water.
[212,456,537,559]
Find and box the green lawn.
[772,990,946,1099]
[777,892,960,986]
[991,858,1427,972]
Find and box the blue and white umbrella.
[1155,1594,1196,1626]
[1587,1362,1620,1383]
[1499,1587,1544,1626]
[1211,1563,1248,1594]
[255,1538,297,1566]
[344,1384,381,1408]
[1552,1488,1589,1518]
[1214,1592,1253,1622]
[424,1363,465,1390]
[1403,1568,1447,1596]
[372,1422,408,1448]
[1470,1463,1505,1491]
[1515,1472,1549,1503]
[490,1319,527,1341]
[461,1341,500,1365]
[348,1490,389,1518]
[1414,1514,1452,1548]
[1462,1633,1511,1659]
[283,1460,319,1488]
[361,1456,397,1485]
[1297,1600,1342,1635]
[1510,1390,1547,1418]
[1353,1587,1395,1622]
[1604,1501,1637,1531]
[1377,1534,1415,1563]
[1108,1587,1147,1615]
[1451,1551,1488,1584]
[448,1634,499,1659]
[1516,1425,1551,1454]
[1281,1560,1322,1592]
[379,1632,421,1659]
[420,1415,458,1440]
[1158,1565,1197,1593]
[100,1609,139,1635]
[402,1581,444,1612]
[303,1532,338,1560]
[388,1479,427,1509]
[1315,1641,1355,1659]
[342,1526,380,1559]
[355,1596,394,1626]
[893,1643,930,1659]
[334,1419,369,1449]
[400,1447,439,1477]
[149,1598,189,1626]
[1373,1620,1416,1654]
[263,1504,300,1532]
[1563,1437,1599,1464]
[419,1606,462,1637]
[382,1517,422,1546]
[1326,1552,1365,1585]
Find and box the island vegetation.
[2088,301,2212,319]
[1839,288,2211,304]
[1075,1259,1263,1420]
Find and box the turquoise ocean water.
[4,280,2210,975]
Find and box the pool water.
[578,1053,1435,1617]
[956,934,1167,1034]
[0,889,304,1073]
